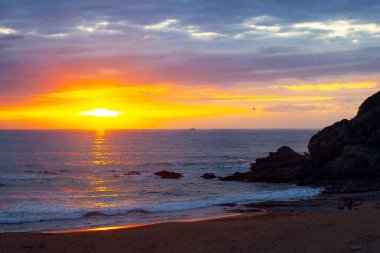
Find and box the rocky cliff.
[308,91,380,180]
[222,91,380,191]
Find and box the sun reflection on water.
[91,129,114,165]
[76,130,131,209]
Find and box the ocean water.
[0,129,322,232]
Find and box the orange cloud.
[0,81,376,129]
[275,82,377,91]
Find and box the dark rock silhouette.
[357,91,380,115]
[249,146,308,182]
[201,173,216,179]
[223,91,380,191]
[221,146,308,183]
[125,171,141,175]
[221,172,252,182]
[308,91,380,179]
[154,170,183,179]
[218,203,238,207]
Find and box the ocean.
[0,129,322,232]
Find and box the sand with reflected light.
[45,224,146,234]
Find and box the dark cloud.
[0,0,380,96]
[1,45,380,96]
[0,35,24,40]
[1,0,380,33]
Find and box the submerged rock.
[125,171,141,175]
[201,173,216,179]
[221,172,253,182]
[154,170,183,179]
[218,203,238,207]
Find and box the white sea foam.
[0,186,322,224]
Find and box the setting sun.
[1,1,380,252]
[0,0,378,131]
[79,108,122,118]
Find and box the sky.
[0,0,379,129]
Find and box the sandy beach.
[1,193,380,253]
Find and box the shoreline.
[1,184,363,235]
[0,192,380,253]
[0,184,322,234]
[0,204,247,234]
[53,188,380,234]
[42,212,245,234]
[1,191,380,253]
[1,185,371,235]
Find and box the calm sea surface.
[0,129,322,232]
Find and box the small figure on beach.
[348,198,353,210]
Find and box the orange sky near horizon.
[0,80,377,129]
[1,1,380,129]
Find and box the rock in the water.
[125,171,141,175]
[220,172,253,182]
[201,173,216,179]
[249,146,308,182]
[221,146,307,183]
[218,203,238,207]
[154,170,183,179]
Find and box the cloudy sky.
[0,0,379,129]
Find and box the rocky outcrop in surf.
[125,171,141,175]
[201,173,216,179]
[154,170,183,179]
[223,91,380,191]
[221,146,309,183]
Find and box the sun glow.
[0,81,376,129]
[79,108,122,117]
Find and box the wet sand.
[1,196,380,253]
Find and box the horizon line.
[0,128,320,131]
